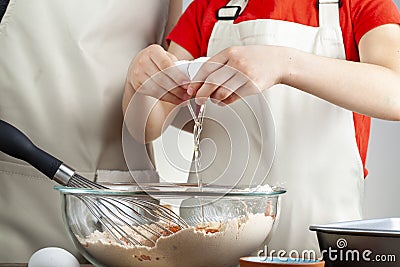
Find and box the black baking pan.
[310,218,400,267]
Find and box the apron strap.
[216,0,248,21]
[318,0,341,28]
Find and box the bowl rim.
[54,183,286,197]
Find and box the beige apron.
[0,0,167,262]
[188,0,364,255]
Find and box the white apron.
[0,0,167,262]
[188,0,364,254]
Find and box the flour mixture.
[79,213,274,267]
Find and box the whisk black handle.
[0,119,62,179]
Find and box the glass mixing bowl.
[55,183,286,267]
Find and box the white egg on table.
[28,247,80,267]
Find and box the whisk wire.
[84,196,158,246]
[64,171,188,247]
[79,196,136,246]
[107,197,183,238]
[98,197,163,244]
[119,197,186,228]
[67,174,106,189]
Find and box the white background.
[154,0,400,219]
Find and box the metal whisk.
[0,119,188,247]
[78,194,188,246]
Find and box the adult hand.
[190,45,290,105]
[126,44,191,105]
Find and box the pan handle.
[0,119,62,179]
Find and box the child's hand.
[126,44,191,105]
[190,45,289,105]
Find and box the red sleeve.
[352,0,400,44]
[166,0,208,58]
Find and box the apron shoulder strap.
[216,0,248,21]
[318,0,342,28]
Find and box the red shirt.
[167,0,400,177]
